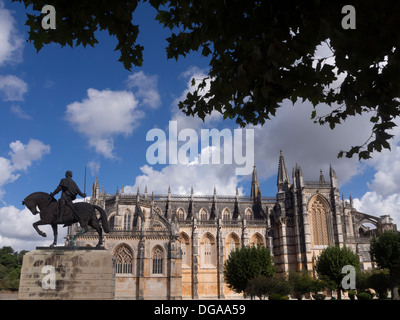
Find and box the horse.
[22,192,110,247]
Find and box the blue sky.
[1,1,399,250]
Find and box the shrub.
[312,293,326,300]
[348,290,356,300]
[356,292,373,300]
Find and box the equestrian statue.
[22,170,110,247]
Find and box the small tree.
[370,230,400,300]
[315,246,360,299]
[368,269,390,299]
[288,270,319,300]
[224,245,275,296]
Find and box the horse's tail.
[94,205,110,233]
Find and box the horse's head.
[23,192,53,215]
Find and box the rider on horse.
[50,170,87,230]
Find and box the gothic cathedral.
[68,151,397,299]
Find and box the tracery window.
[226,233,240,259]
[244,208,252,220]
[152,246,164,274]
[124,210,132,231]
[200,208,208,221]
[201,234,215,267]
[177,208,185,220]
[309,196,329,246]
[204,238,212,265]
[222,208,230,220]
[179,233,190,266]
[114,245,133,274]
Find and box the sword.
[84,164,87,201]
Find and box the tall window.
[177,208,185,220]
[114,245,133,274]
[309,196,329,246]
[222,208,230,220]
[245,208,252,220]
[180,233,190,266]
[124,211,131,230]
[204,238,212,265]
[200,208,208,221]
[152,247,163,274]
[226,234,239,259]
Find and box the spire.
[319,169,326,183]
[251,165,261,200]
[277,150,290,189]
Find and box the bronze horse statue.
[22,192,109,247]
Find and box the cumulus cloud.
[0,205,67,251]
[0,1,23,66]
[124,162,243,196]
[0,139,50,201]
[126,71,161,109]
[0,74,28,101]
[65,88,141,159]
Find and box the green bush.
[269,293,289,300]
[348,290,356,300]
[312,293,326,300]
[356,292,373,300]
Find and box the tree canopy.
[223,245,275,295]
[14,0,400,159]
[370,230,400,300]
[315,245,360,299]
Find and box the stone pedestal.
[19,247,115,300]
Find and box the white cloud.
[0,74,28,101]
[65,88,141,159]
[125,162,243,196]
[126,71,161,109]
[0,205,67,251]
[249,100,374,185]
[9,139,51,171]
[87,160,101,176]
[0,1,23,66]
[10,105,32,119]
[0,139,50,201]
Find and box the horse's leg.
[88,214,103,248]
[33,220,47,237]
[50,224,58,247]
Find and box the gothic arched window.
[114,244,133,274]
[124,210,132,231]
[152,246,164,274]
[200,208,208,221]
[201,233,215,267]
[179,233,191,266]
[222,208,231,220]
[309,196,329,246]
[244,208,252,220]
[177,208,185,220]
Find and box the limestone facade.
[68,152,397,299]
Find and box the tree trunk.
[337,288,341,300]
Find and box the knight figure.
[50,170,87,231]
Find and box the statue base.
[18,247,115,300]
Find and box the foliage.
[0,246,28,291]
[13,0,400,160]
[315,245,360,299]
[223,245,275,295]
[356,291,373,300]
[370,230,400,300]
[247,275,291,300]
[367,269,390,299]
[312,293,326,300]
[348,290,356,300]
[288,270,320,300]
